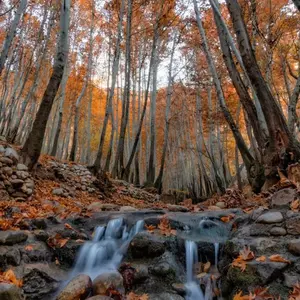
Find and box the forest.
[0,0,300,299]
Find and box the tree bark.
[21,0,71,170]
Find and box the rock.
[288,239,300,256]
[6,248,21,266]
[250,224,272,236]
[0,145,5,153]
[251,207,267,221]
[286,216,300,235]
[88,202,119,212]
[131,264,148,283]
[93,271,124,296]
[0,157,13,166]
[167,205,189,212]
[21,242,53,263]
[4,148,19,162]
[16,171,29,180]
[23,268,59,300]
[16,164,28,171]
[10,179,24,188]
[257,212,283,224]
[57,274,92,300]
[34,230,49,242]
[52,188,64,196]
[0,136,6,141]
[269,227,287,236]
[215,202,226,209]
[251,261,288,284]
[3,167,13,176]
[119,206,138,212]
[172,283,185,296]
[151,262,174,277]
[284,273,299,288]
[31,218,47,229]
[148,293,184,300]
[129,233,165,259]
[0,283,23,300]
[271,188,296,208]
[0,231,28,245]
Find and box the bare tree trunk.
[154,32,177,191]
[93,0,125,173]
[194,0,265,192]
[21,0,70,169]
[112,0,132,178]
[226,0,300,160]
[292,0,300,11]
[69,8,94,161]
[0,0,27,76]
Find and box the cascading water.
[72,217,144,280]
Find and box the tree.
[21,0,71,169]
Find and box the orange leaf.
[240,246,255,261]
[127,292,149,300]
[289,281,300,300]
[64,223,73,230]
[269,254,291,264]
[0,269,23,287]
[233,291,250,300]
[256,256,266,262]
[231,257,247,272]
[203,261,211,273]
[25,245,34,251]
[290,199,300,212]
[145,224,156,233]
[221,214,235,223]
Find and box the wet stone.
[93,271,124,296]
[0,283,23,300]
[6,248,21,266]
[256,212,283,224]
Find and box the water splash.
[72,218,144,280]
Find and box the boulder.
[23,268,59,299]
[6,248,21,266]
[0,157,13,166]
[131,264,148,283]
[256,212,283,224]
[16,164,28,171]
[0,283,23,300]
[93,271,124,296]
[215,202,226,209]
[288,239,300,256]
[129,233,165,259]
[284,273,299,288]
[57,274,92,300]
[21,242,53,263]
[172,283,186,296]
[0,231,28,245]
[151,262,175,277]
[271,188,296,208]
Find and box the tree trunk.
[21,0,70,170]
[194,0,265,192]
[292,0,300,11]
[0,0,27,76]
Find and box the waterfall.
[71,218,144,280]
[185,241,204,300]
[214,242,219,268]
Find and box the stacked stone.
[0,143,34,201]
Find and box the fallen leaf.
[64,223,73,230]
[290,199,300,212]
[55,258,60,265]
[145,224,156,233]
[0,269,23,287]
[203,261,211,273]
[269,254,291,264]
[221,214,235,223]
[25,245,34,251]
[240,246,255,261]
[127,292,149,300]
[256,256,266,262]
[233,291,250,300]
[231,257,247,272]
[158,216,176,236]
[289,281,300,300]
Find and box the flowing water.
[71,217,144,280]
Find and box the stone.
[10,179,24,188]
[16,171,29,180]
[215,202,226,209]
[269,227,287,236]
[251,207,267,221]
[119,206,138,212]
[57,274,92,300]
[151,262,174,277]
[167,205,189,212]
[93,271,124,296]
[31,218,47,229]
[21,242,53,263]
[286,216,300,235]
[0,283,23,300]
[6,248,21,266]
[172,283,186,296]
[131,264,148,283]
[0,157,13,166]
[2,167,13,176]
[288,239,300,256]
[16,164,28,171]
[148,293,184,300]
[4,148,19,162]
[0,231,28,245]
[0,145,5,153]
[251,261,288,284]
[284,273,299,288]
[52,188,64,196]
[88,202,119,212]
[129,233,165,259]
[271,188,296,208]
[34,230,49,242]
[0,136,6,141]
[257,212,283,224]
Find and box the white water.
[72,218,144,280]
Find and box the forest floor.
[0,141,300,300]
